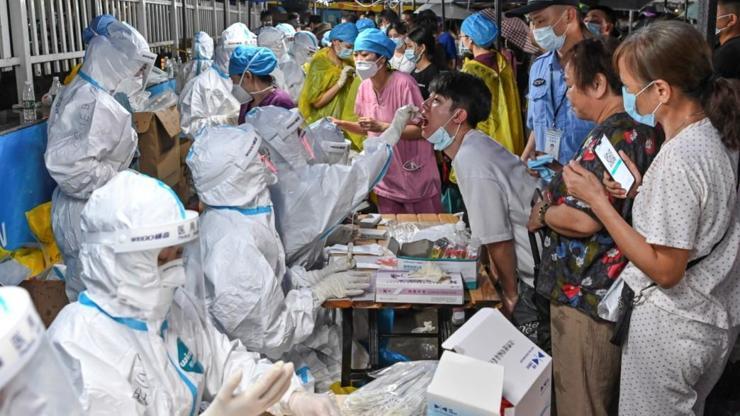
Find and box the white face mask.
[716,14,735,35]
[355,58,382,80]
[117,257,186,321]
[232,83,253,104]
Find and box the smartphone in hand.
[594,135,635,194]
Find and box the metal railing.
[1,0,263,102]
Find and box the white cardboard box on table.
[441,308,552,416]
[374,270,464,305]
[427,350,505,416]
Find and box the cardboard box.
[134,106,181,186]
[387,237,480,289]
[375,270,463,305]
[442,308,552,416]
[427,350,504,416]
[19,280,68,327]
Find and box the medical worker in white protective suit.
[179,22,256,137]
[177,31,214,93]
[45,18,156,301]
[291,31,319,68]
[247,105,416,268]
[258,26,304,102]
[47,171,342,416]
[187,123,369,363]
[0,287,82,415]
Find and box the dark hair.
[402,10,414,17]
[588,6,617,25]
[429,72,491,127]
[568,38,621,95]
[416,10,439,33]
[308,14,321,25]
[387,21,407,36]
[615,20,740,149]
[719,0,740,14]
[407,26,446,68]
[260,11,272,20]
[380,9,400,24]
[341,11,358,23]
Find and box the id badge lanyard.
[544,65,568,159]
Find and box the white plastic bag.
[341,361,437,416]
[597,276,625,322]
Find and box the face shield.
[246,106,311,171]
[301,117,351,165]
[258,27,287,60]
[85,210,199,319]
[0,287,83,416]
[79,171,201,321]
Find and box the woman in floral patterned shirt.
[527,38,662,416]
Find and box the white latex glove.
[312,271,371,303]
[378,104,419,146]
[291,256,356,288]
[202,362,294,416]
[336,66,354,88]
[287,392,342,416]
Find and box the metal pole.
[247,0,251,30]
[440,0,445,28]
[9,0,32,103]
[698,0,718,43]
[684,0,689,22]
[495,0,502,49]
[628,10,634,34]
[171,0,179,51]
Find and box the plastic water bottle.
[49,76,61,103]
[22,80,37,123]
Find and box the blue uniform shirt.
[526,51,595,163]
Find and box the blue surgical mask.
[426,112,461,151]
[391,37,405,49]
[404,48,420,63]
[337,46,352,60]
[532,13,567,52]
[622,81,662,127]
[586,22,602,37]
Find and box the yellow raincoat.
[462,52,524,156]
[298,47,364,150]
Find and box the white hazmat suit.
[177,31,214,93]
[179,23,256,137]
[0,287,82,416]
[246,105,417,268]
[45,20,155,301]
[291,31,319,68]
[186,125,368,383]
[258,26,304,102]
[47,171,340,416]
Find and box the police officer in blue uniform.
[510,0,595,169]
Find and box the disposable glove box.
[375,270,464,305]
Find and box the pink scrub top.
[355,70,441,203]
